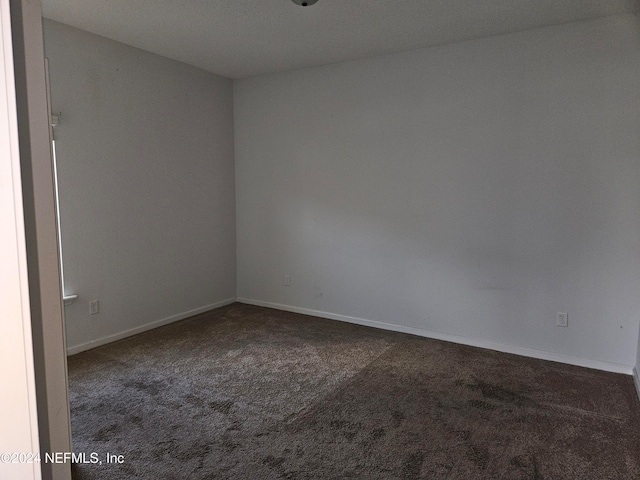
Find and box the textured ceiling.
[41,0,640,79]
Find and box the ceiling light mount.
[292,0,318,6]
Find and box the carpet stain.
[452,429,471,441]
[467,444,490,470]
[467,398,497,411]
[92,424,121,442]
[122,378,173,398]
[330,420,362,441]
[151,439,176,462]
[209,400,234,414]
[183,393,205,408]
[469,379,537,408]
[402,452,425,479]
[226,422,241,433]
[222,439,241,452]
[172,441,211,462]
[263,455,285,469]
[510,453,543,479]
[391,409,406,427]
[127,415,143,425]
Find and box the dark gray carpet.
[69,303,640,479]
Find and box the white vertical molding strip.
[0,0,41,478]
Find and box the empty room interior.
[35,0,640,478]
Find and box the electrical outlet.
[556,312,568,327]
[90,300,99,315]
[283,274,291,286]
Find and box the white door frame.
[4,0,72,479]
[0,1,41,479]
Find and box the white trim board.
[66,298,236,355]
[633,368,640,402]
[237,298,634,376]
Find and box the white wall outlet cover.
[556,312,568,327]
[90,300,99,315]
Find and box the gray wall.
[43,20,236,352]
[235,15,640,371]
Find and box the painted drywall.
[235,15,640,370]
[43,20,236,352]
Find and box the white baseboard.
[237,298,634,376]
[633,368,640,402]
[66,297,236,355]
